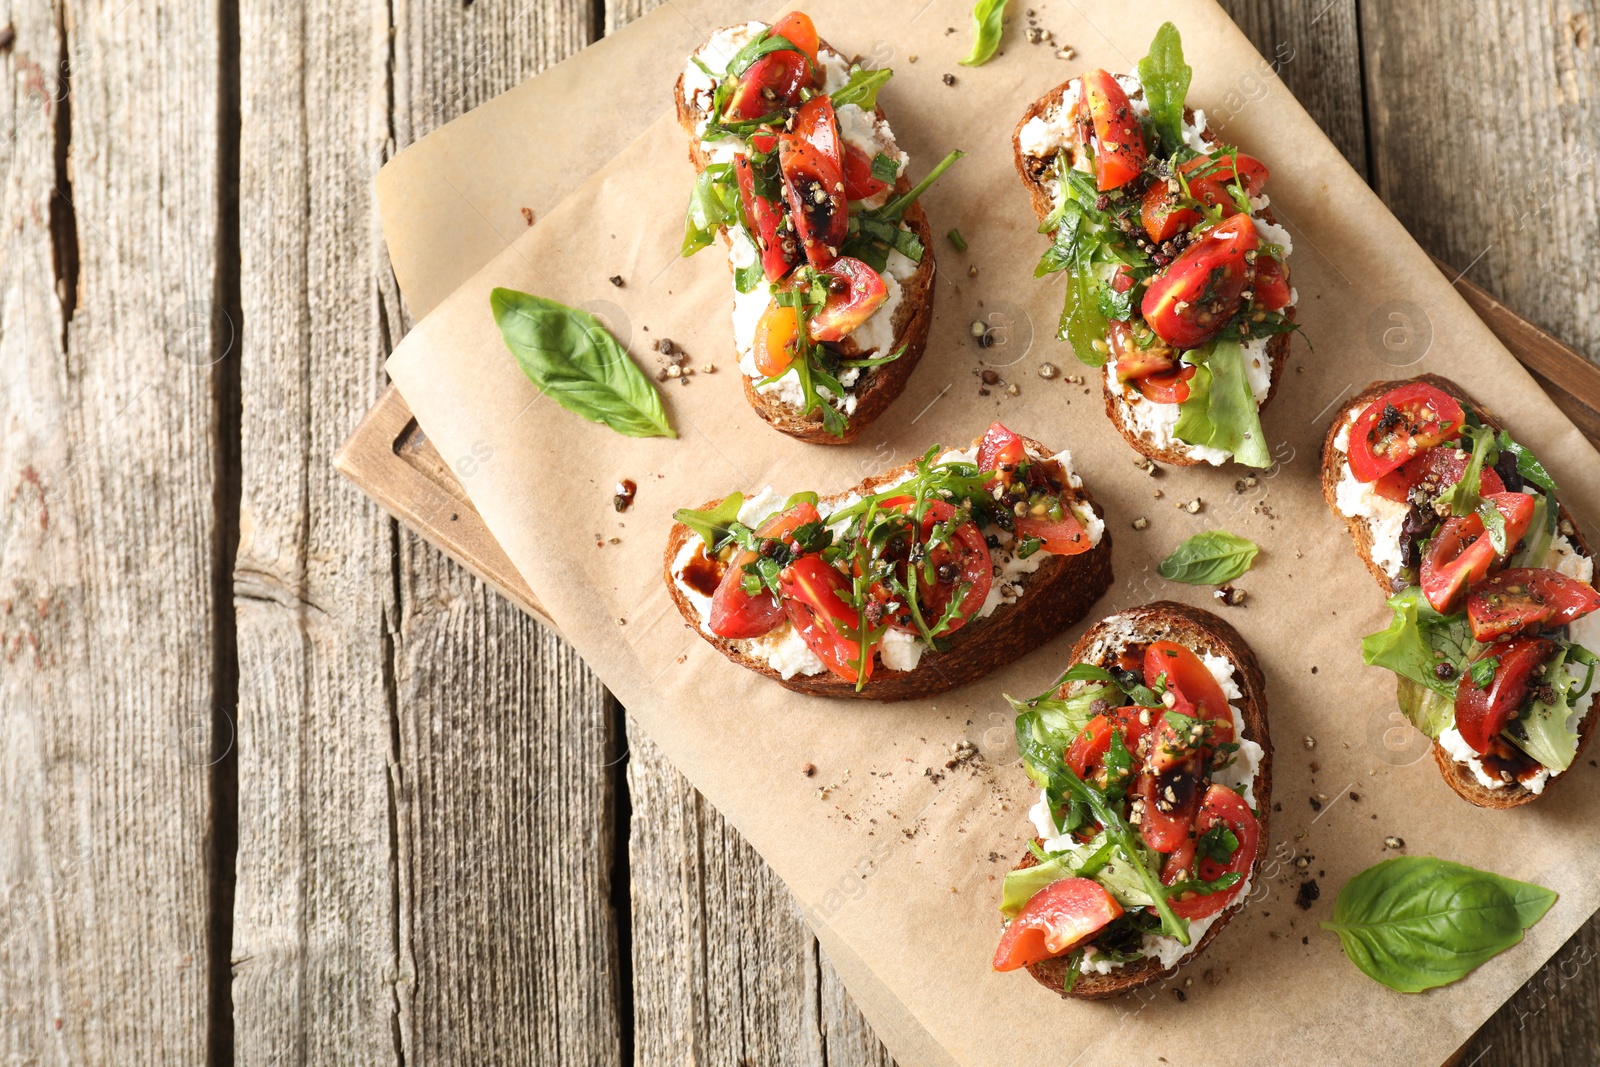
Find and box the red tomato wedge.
[1345,382,1466,483]
[1420,492,1537,613]
[1141,214,1259,350]
[1161,785,1258,921]
[1455,637,1561,754]
[1109,321,1180,382]
[1014,509,1093,556]
[808,257,888,342]
[709,503,821,638]
[842,144,890,201]
[779,97,847,269]
[869,498,993,636]
[769,12,820,69]
[780,555,874,684]
[1065,706,1150,781]
[1252,255,1291,310]
[733,146,800,283]
[1140,182,1202,244]
[1079,69,1147,191]
[992,877,1123,972]
[977,421,1028,486]
[1136,689,1207,854]
[1467,568,1600,642]
[724,51,813,121]
[1136,364,1197,404]
[1143,642,1235,753]
[1372,444,1505,504]
[1179,153,1270,213]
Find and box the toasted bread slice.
[1012,78,1293,466]
[674,28,935,445]
[663,433,1114,701]
[1320,374,1598,808]
[1007,601,1271,998]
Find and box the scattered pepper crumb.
[1295,880,1321,910]
[943,73,956,86]
[521,207,535,226]
[1384,836,1405,850]
[1038,363,1059,379]
[609,275,625,287]
[613,479,637,512]
[803,763,816,777]
[1132,516,1149,531]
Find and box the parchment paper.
[381,2,1600,1063]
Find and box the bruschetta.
[676,13,960,443]
[994,602,1271,997]
[1323,375,1600,807]
[1012,23,1296,468]
[664,422,1113,700]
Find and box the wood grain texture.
[231,0,401,1063]
[0,0,224,1061]
[1364,2,1600,1063]
[1219,0,1368,177]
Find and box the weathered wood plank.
[0,0,224,1062]
[385,3,624,1065]
[1364,3,1600,1063]
[231,0,402,1063]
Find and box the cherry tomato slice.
[1137,689,1207,854]
[1065,706,1150,781]
[769,12,820,69]
[1346,383,1467,483]
[1109,321,1180,382]
[1252,255,1291,310]
[1161,784,1258,921]
[1455,637,1561,754]
[1467,568,1600,642]
[977,421,1028,486]
[1136,364,1197,404]
[779,97,847,269]
[992,877,1123,972]
[1179,152,1270,214]
[870,498,993,635]
[780,555,874,684]
[734,148,800,283]
[724,50,813,121]
[708,503,821,638]
[1014,509,1092,556]
[1372,444,1506,504]
[752,302,801,377]
[842,144,890,201]
[1141,214,1259,350]
[1140,181,1202,244]
[1420,492,1537,613]
[1080,69,1147,191]
[1143,642,1235,752]
[808,256,888,342]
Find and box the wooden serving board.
[334,260,1600,632]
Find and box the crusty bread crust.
[674,30,936,445]
[1319,373,1598,809]
[1011,78,1293,466]
[1006,602,1272,998]
[662,434,1115,702]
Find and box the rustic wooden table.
[3,1,1598,1064]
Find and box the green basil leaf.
[1136,22,1192,156]
[490,288,676,439]
[1322,857,1557,993]
[673,494,744,550]
[959,0,1009,67]
[870,152,900,184]
[1157,531,1259,584]
[1172,341,1271,467]
[831,66,894,111]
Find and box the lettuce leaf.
[1000,832,1114,917]
[1172,341,1270,467]
[1510,645,1598,772]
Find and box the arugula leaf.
[490,288,676,439]
[831,66,894,110]
[1497,430,1558,493]
[1435,423,1498,519]
[722,29,810,82]
[673,494,744,550]
[959,0,1009,67]
[1172,341,1271,467]
[1511,644,1595,772]
[1158,531,1260,584]
[874,149,965,223]
[681,164,739,257]
[1323,857,1557,993]
[1061,270,1111,366]
[1197,823,1241,866]
[1136,23,1192,156]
